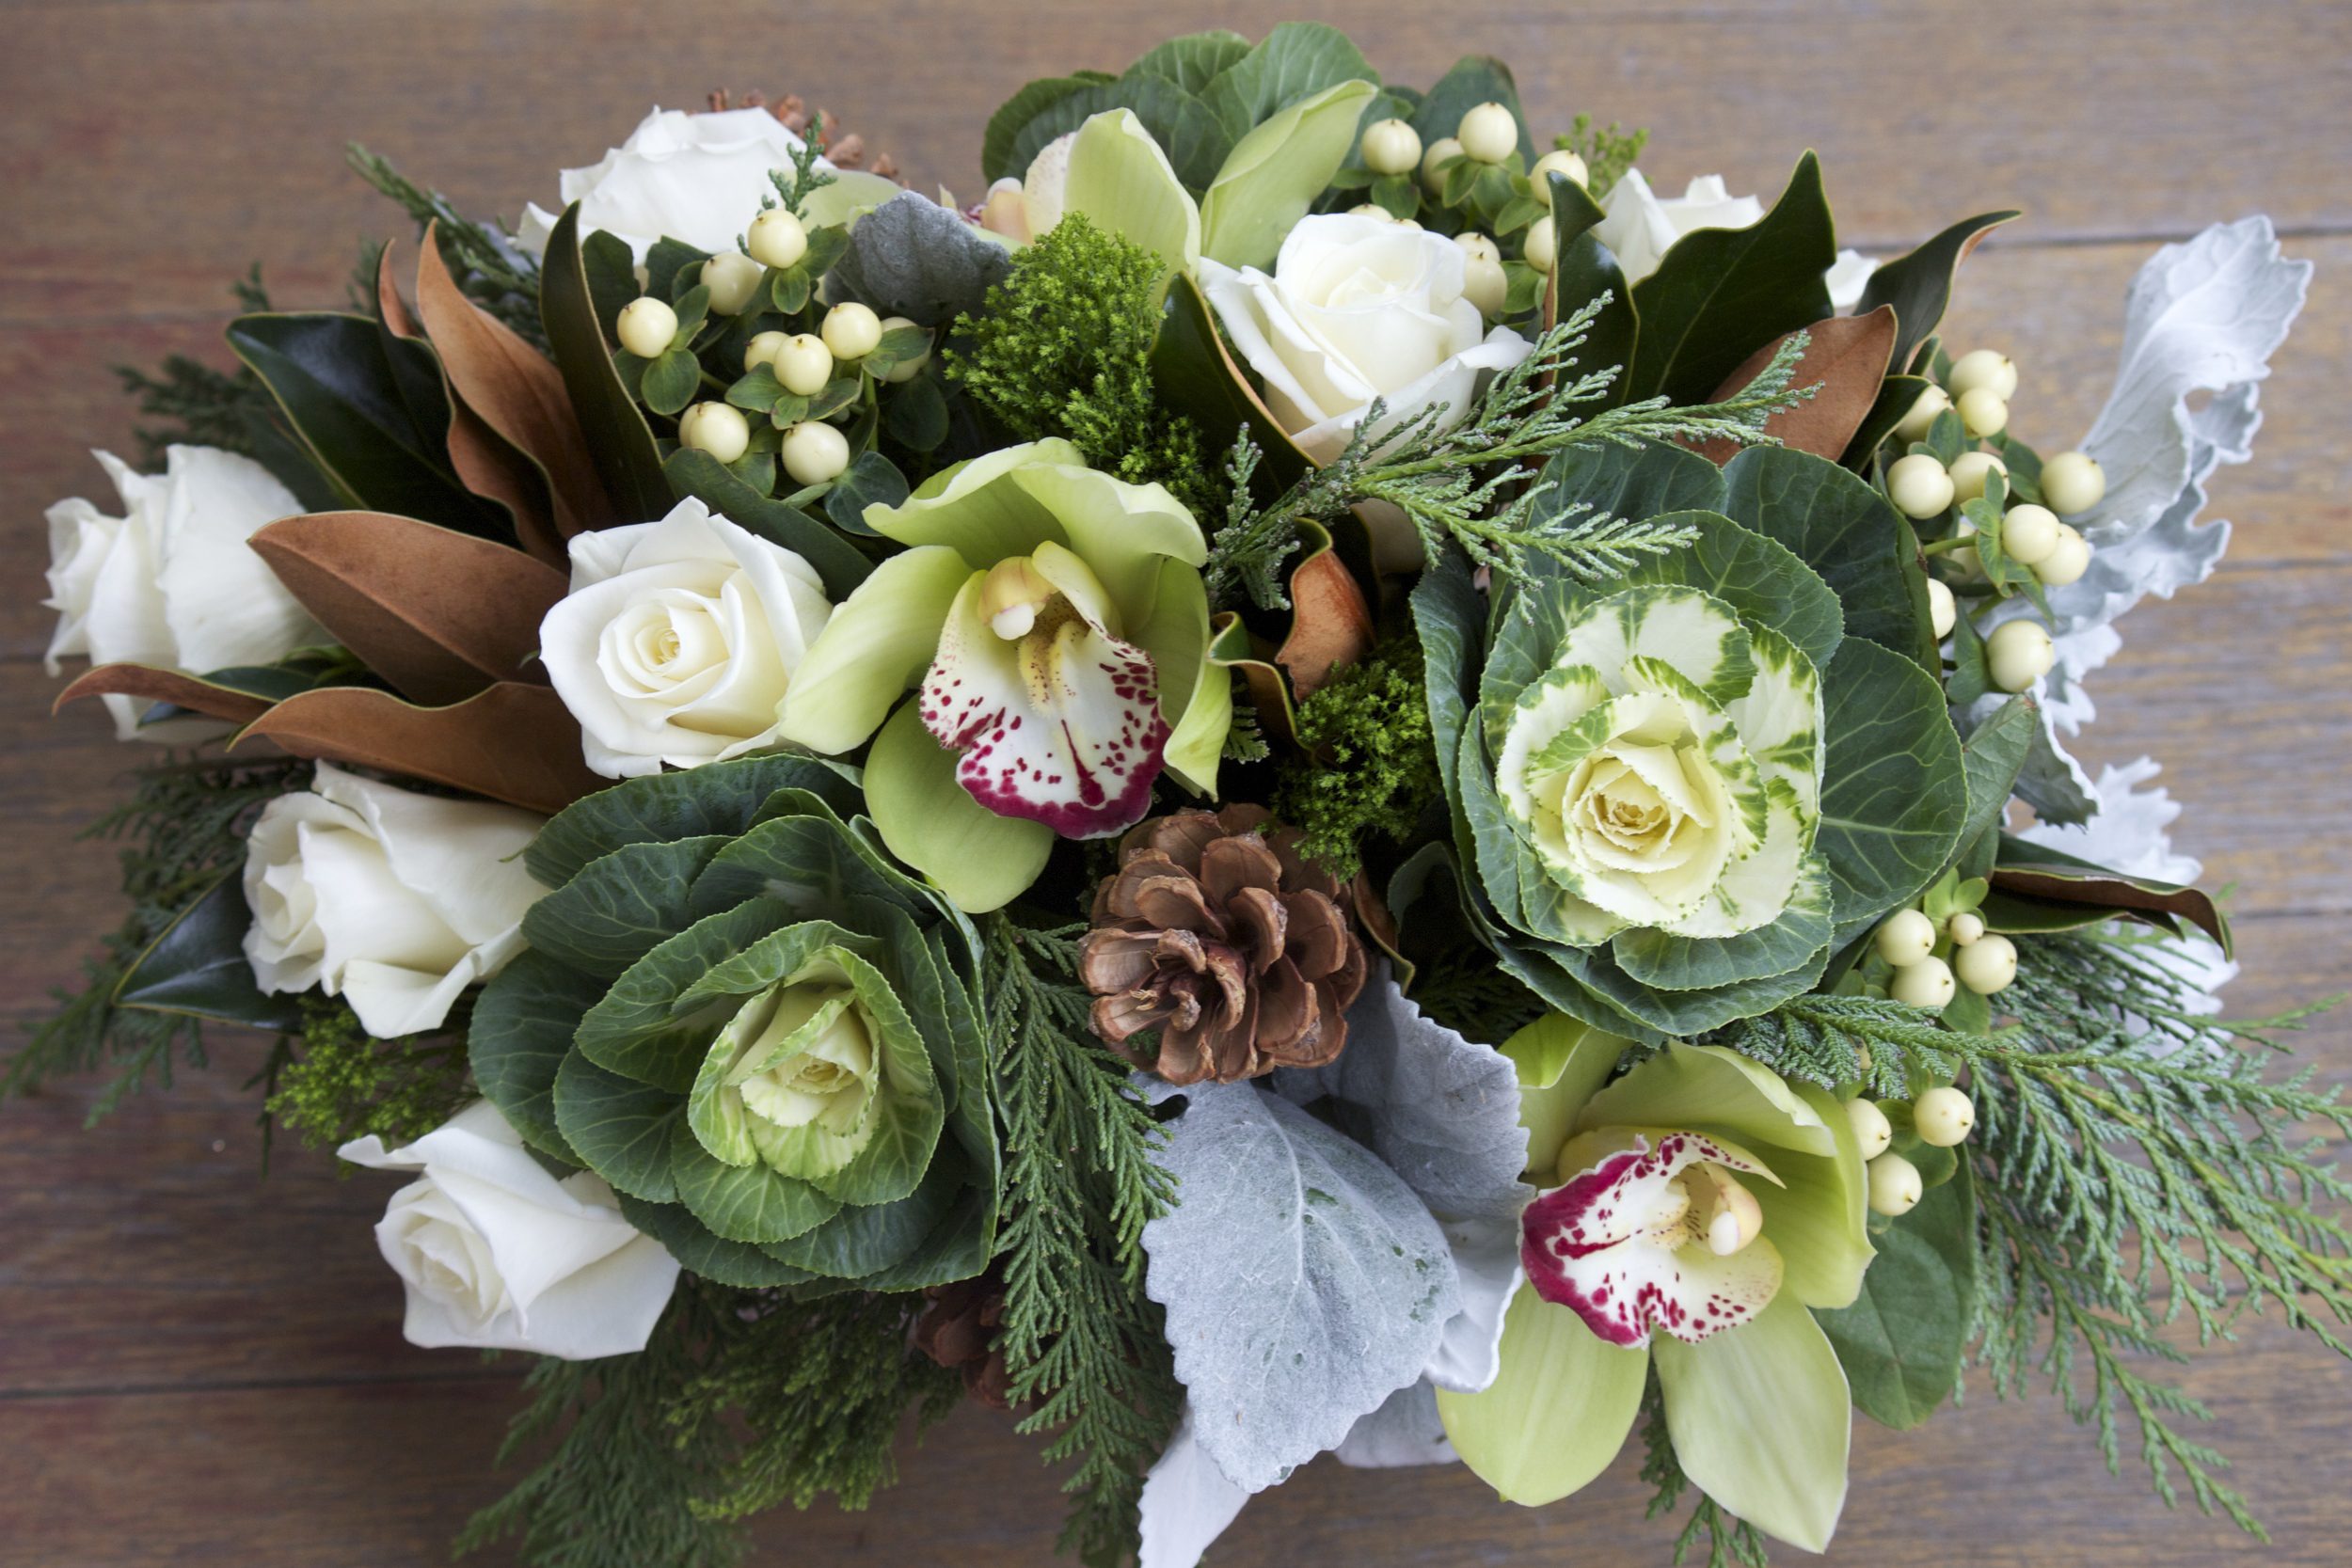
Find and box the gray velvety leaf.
[1330,1378,1457,1469]
[827,191,1012,326]
[1140,1076,1458,1494]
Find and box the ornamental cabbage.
[466,753,995,1293]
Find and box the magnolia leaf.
[661,449,874,599]
[1991,834,2230,952]
[1818,1164,1975,1429]
[829,191,1012,327]
[246,511,565,705]
[1272,531,1375,698]
[1856,211,2020,379]
[1817,639,1967,941]
[113,873,305,1032]
[56,663,274,727]
[1721,445,1938,670]
[1141,1077,1459,1494]
[1841,372,1938,467]
[1152,271,1315,496]
[539,201,672,523]
[234,681,605,815]
[1696,307,1897,464]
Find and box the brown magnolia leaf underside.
[1274,546,1375,698]
[234,682,605,816]
[248,511,567,706]
[1989,867,2231,953]
[1693,304,1898,464]
[417,221,614,546]
[55,663,273,726]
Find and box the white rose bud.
[1894,384,1951,443]
[1530,149,1589,198]
[1955,387,2009,438]
[1523,214,1557,273]
[2039,450,2106,515]
[772,332,834,397]
[1953,932,2019,995]
[1886,452,1956,518]
[1986,618,2055,692]
[1890,955,1957,1010]
[782,420,852,485]
[1867,1152,1925,1216]
[1875,907,1938,967]
[1846,1098,1895,1161]
[243,764,547,1037]
[747,206,810,269]
[1361,118,1423,177]
[2037,524,2091,587]
[1947,349,2019,401]
[700,251,763,315]
[821,301,882,360]
[1454,232,1508,318]
[877,316,930,383]
[1928,576,1958,640]
[339,1102,680,1358]
[615,295,678,358]
[539,497,834,776]
[1420,135,1464,192]
[2002,503,2061,565]
[1456,103,1518,165]
[1913,1085,1978,1148]
[1947,450,2007,502]
[677,401,751,465]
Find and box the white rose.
[243,764,547,1038]
[340,1101,680,1359]
[43,446,324,741]
[1595,169,1877,309]
[538,497,834,778]
[515,106,835,262]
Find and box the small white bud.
[743,330,790,374]
[1913,1085,1978,1148]
[1523,214,1557,273]
[1886,452,1956,519]
[615,296,678,359]
[1952,932,2019,996]
[1867,1152,1924,1217]
[2001,503,2061,566]
[1894,384,1951,443]
[1456,102,1518,165]
[677,401,750,465]
[1420,135,1464,193]
[1455,234,1508,319]
[1947,349,2019,401]
[701,251,763,316]
[1361,118,1423,177]
[1927,576,1958,640]
[1947,450,2008,502]
[772,333,834,397]
[1845,1098,1894,1161]
[1985,618,2055,692]
[1955,387,2010,438]
[1890,955,1957,1011]
[1875,908,1938,968]
[747,207,809,270]
[2037,524,2091,587]
[1530,150,1589,199]
[1947,911,1986,946]
[877,316,930,383]
[2039,450,2107,515]
[820,302,883,361]
[780,420,850,485]
[1347,202,1398,222]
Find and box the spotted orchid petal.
[1521,1132,1786,1350]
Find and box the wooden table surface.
[3,2,2346,1563]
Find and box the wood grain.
[1,2,2346,1564]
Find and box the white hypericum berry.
[1887,452,1956,519]
[1523,214,1557,273]
[2039,450,2107,515]
[1955,387,2010,438]
[747,207,809,270]
[1947,349,2019,401]
[1531,149,1589,198]
[1947,911,1986,946]
[1894,384,1952,443]
[1953,932,2019,995]
[1928,577,1958,641]
[1420,135,1464,192]
[1875,908,1938,968]
[2037,524,2091,587]
[1867,1152,1924,1217]
[677,402,751,465]
[615,296,679,359]
[2001,503,2061,565]
[1348,202,1398,222]
[1361,118,1424,176]
[1845,1098,1895,1161]
[1914,1085,1978,1148]
[1890,955,1957,1011]
[742,330,790,374]
[1986,618,2055,692]
[1456,102,1518,164]
[1947,450,2008,502]
[1454,233,1508,318]
[876,316,930,383]
[821,302,883,361]
[772,333,834,397]
[781,420,851,485]
[701,251,763,315]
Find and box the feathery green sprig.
[346,144,545,344]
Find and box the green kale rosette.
[466,753,994,1291]
[1416,441,1969,1042]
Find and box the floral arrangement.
[18,22,2338,1568]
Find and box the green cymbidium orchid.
[1437,1016,1873,1553]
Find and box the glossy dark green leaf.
[1723,445,1939,671]
[1841,373,1936,467]
[527,752,863,886]
[114,874,306,1032]
[1626,152,1836,404]
[1152,272,1313,498]
[1856,212,2021,377]
[662,448,875,598]
[1993,835,2230,953]
[540,202,673,522]
[1548,229,1634,412]
[1818,638,1968,942]
[1820,1164,1976,1430]
[552,1050,687,1202]
[468,948,596,1163]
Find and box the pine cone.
[913,1275,1012,1410]
[1079,805,1368,1085]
